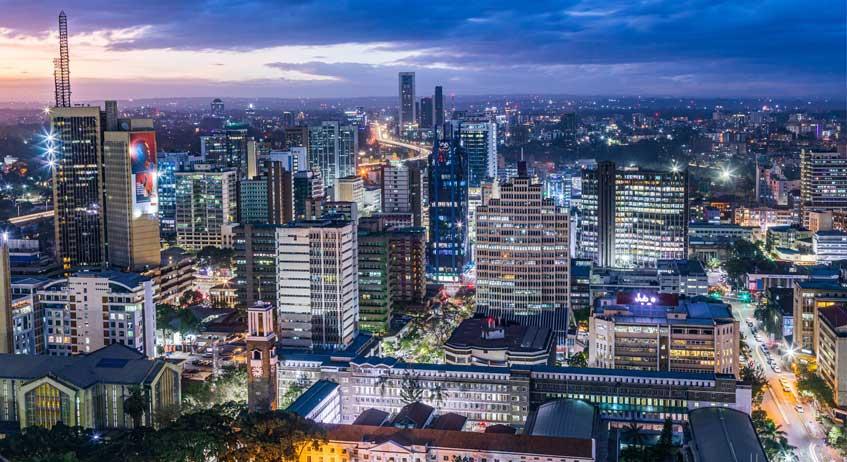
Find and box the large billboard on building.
[130,132,158,216]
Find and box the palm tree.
[623,420,646,448]
[123,386,148,428]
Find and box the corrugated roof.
[287,380,338,416]
[687,407,766,462]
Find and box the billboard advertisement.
[130,132,158,217]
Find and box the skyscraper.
[0,237,11,354]
[211,98,225,117]
[157,152,190,237]
[420,97,433,129]
[579,162,688,268]
[174,169,238,251]
[103,118,161,271]
[398,72,416,132]
[276,220,358,350]
[434,86,444,128]
[475,165,570,344]
[427,134,468,283]
[579,161,616,267]
[51,106,106,270]
[235,224,282,308]
[460,122,497,188]
[266,160,294,224]
[800,148,847,226]
[309,121,357,194]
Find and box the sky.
[0,0,844,102]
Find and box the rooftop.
[687,407,766,462]
[322,424,594,459]
[524,399,597,440]
[287,380,339,417]
[0,344,167,389]
[795,281,847,290]
[818,305,847,335]
[445,318,553,353]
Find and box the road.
[731,299,839,462]
[372,123,431,159]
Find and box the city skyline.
[0,1,844,102]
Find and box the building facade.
[460,122,497,189]
[793,281,847,353]
[398,72,416,132]
[276,220,358,350]
[427,138,468,283]
[174,169,238,251]
[475,172,570,344]
[235,224,282,308]
[800,149,847,226]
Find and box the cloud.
[0,0,842,100]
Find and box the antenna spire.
[54,11,71,107]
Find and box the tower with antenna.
[54,11,71,107]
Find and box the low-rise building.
[815,230,847,263]
[683,407,766,462]
[0,344,181,431]
[589,299,739,376]
[143,247,196,306]
[657,259,709,297]
[444,318,555,367]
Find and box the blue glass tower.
[427,130,468,283]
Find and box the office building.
[579,161,616,267]
[427,137,468,283]
[398,72,416,131]
[0,239,11,354]
[460,122,497,188]
[0,344,180,430]
[336,175,364,211]
[358,228,426,334]
[309,122,358,194]
[284,126,310,151]
[793,281,847,353]
[444,318,555,367]
[475,168,570,343]
[589,299,739,376]
[211,98,224,116]
[238,178,269,224]
[419,96,433,128]
[434,86,444,128]
[103,118,161,271]
[270,147,308,173]
[656,259,709,297]
[50,106,106,269]
[38,271,156,357]
[276,220,358,350]
[157,152,191,237]
[800,149,847,226]
[235,224,282,308]
[381,162,428,229]
[814,230,847,263]
[200,123,251,175]
[294,170,325,219]
[579,162,687,268]
[142,248,196,306]
[175,169,238,251]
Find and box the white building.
[276,220,358,350]
[814,231,847,263]
[37,271,156,358]
[174,169,238,250]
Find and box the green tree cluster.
[0,404,325,462]
[724,239,777,287]
[182,365,248,412]
[752,410,797,461]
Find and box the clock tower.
[247,301,278,412]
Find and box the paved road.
[731,299,839,462]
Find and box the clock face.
[252,365,264,378]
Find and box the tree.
[740,364,767,405]
[124,386,148,428]
[0,424,97,462]
[796,364,835,408]
[568,351,588,368]
[399,369,423,404]
[223,410,325,462]
[183,364,248,412]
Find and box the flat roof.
[687,407,766,462]
[286,380,338,416]
[445,318,553,353]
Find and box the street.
[730,299,840,462]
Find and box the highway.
[6,209,54,225]
[731,299,838,462]
[372,123,431,160]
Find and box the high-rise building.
[53,12,71,108]
[276,220,358,350]
[157,152,190,237]
[270,147,308,173]
[37,271,156,357]
[460,122,497,188]
[0,238,11,354]
[419,97,434,129]
[175,169,238,251]
[358,227,426,334]
[793,281,847,353]
[434,86,444,128]
[247,301,278,412]
[475,167,570,344]
[381,162,428,230]
[800,149,847,226]
[427,136,468,283]
[238,178,269,224]
[103,118,160,271]
[235,224,282,308]
[336,175,364,211]
[50,106,106,270]
[579,162,687,268]
[267,160,294,224]
[211,98,225,117]
[294,170,325,220]
[200,124,251,175]
[398,72,416,132]
[309,122,358,194]
[284,126,310,151]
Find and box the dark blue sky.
[0,0,844,101]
